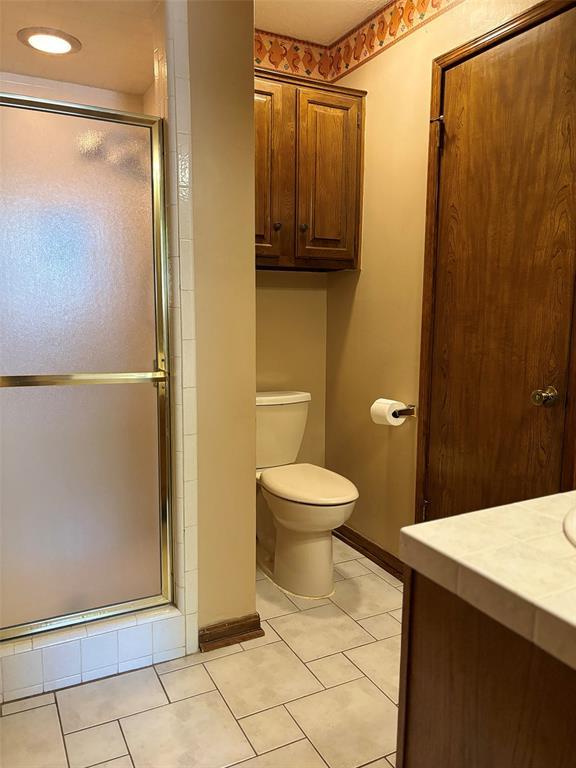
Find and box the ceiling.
[254,0,386,45]
[0,0,156,94]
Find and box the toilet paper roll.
[370,398,408,426]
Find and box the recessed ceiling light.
[17,27,81,55]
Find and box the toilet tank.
[256,391,311,470]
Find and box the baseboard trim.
[334,525,405,581]
[199,612,264,652]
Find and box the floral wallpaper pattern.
[254,0,466,82]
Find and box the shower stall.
[0,93,172,641]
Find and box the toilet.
[256,391,359,598]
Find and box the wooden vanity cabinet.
[254,71,365,271]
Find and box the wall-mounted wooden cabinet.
[255,70,365,271]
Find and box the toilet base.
[274,527,334,598]
[256,538,334,600]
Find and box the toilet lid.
[260,463,359,506]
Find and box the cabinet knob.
[299,223,309,233]
[273,222,282,231]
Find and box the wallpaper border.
[254,0,467,82]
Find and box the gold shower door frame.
[0,93,172,641]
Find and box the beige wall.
[325,0,538,557]
[189,0,256,627]
[256,272,327,466]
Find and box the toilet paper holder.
[392,404,416,418]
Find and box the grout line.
[152,663,171,702]
[118,717,137,768]
[201,640,330,721]
[357,753,396,768]
[228,738,327,767]
[202,664,259,757]
[53,694,71,768]
[306,738,331,766]
[77,720,130,768]
[89,753,133,768]
[341,655,399,709]
[63,699,174,736]
[114,716,131,765]
[1,699,55,718]
[276,632,375,666]
[335,652,368,682]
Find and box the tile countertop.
[400,491,576,671]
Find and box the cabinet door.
[254,78,295,265]
[297,89,361,267]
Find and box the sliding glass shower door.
[0,95,171,640]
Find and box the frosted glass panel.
[0,385,161,628]
[0,106,156,375]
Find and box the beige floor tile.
[307,653,364,688]
[331,575,403,620]
[155,644,242,674]
[334,560,370,579]
[387,754,397,767]
[287,678,397,768]
[345,637,401,704]
[0,704,67,768]
[205,642,322,718]
[269,604,373,662]
[2,691,54,716]
[256,566,266,581]
[364,759,393,768]
[389,609,402,623]
[96,758,133,768]
[160,663,215,702]
[239,705,304,754]
[65,721,128,768]
[121,690,254,768]
[332,538,363,563]
[358,559,403,589]
[358,613,402,641]
[57,668,167,733]
[286,593,332,611]
[256,579,299,620]
[232,739,326,767]
[241,621,281,650]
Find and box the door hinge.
[357,113,361,129]
[422,499,431,521]
[430,114,444,151]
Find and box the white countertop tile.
[400,492,576,670]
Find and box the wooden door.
[296,89,361,268]
[420,7,576,521]
[254,78,295,265]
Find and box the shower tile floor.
[1,538,402,768]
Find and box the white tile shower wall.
[0,608,185,701]
[0,0,199,703]
[164,0,199,656]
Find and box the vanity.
[397,493,576,768]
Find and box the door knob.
[299,223,309,233]
[273,222,282,231]
[531,385,559,407]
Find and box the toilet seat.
[260,463,358,506]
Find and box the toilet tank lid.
[256,391,311,406]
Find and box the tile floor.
[0,537,402,768]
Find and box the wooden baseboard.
[334,525,404,580]
[198,613,264,652]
